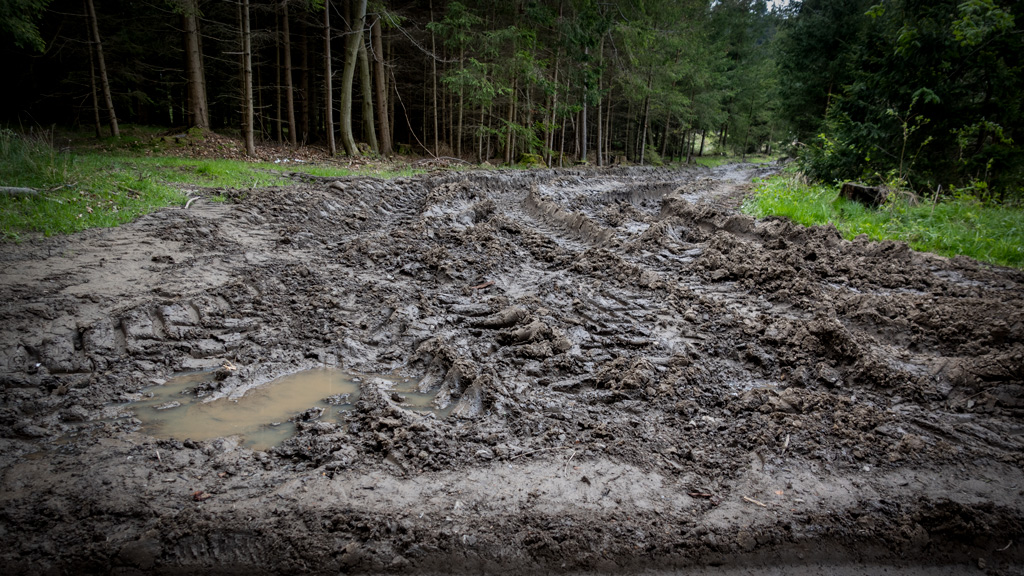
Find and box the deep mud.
[1,164,1023,575]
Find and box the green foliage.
[0,0,51,52]
[743,174,1024,268]
[778,0,1024,198]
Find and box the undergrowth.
[743,174,1024,268]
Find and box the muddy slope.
[1,165,1023,574]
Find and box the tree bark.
[85,10,102,139]
[339,0,367,156]
[430,0,439,156]
[323,0,336,155]
[698,128,706,156]
[299,21,310,143]
[504,76,516,164]
[281,1,297,147]
[182,0,208,129]
[357,36,377,153]
[371,16,392,156]
[639,70,653,165]
[456,47,464,158]
[86,0,118,137]
[238,0,255,156]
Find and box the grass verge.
[742,174,1024,268]
[694,154,777,168]
[0,129,422,241]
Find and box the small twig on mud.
[563,450,576,477]
[781,433,791,456]
[688,492,714,499]
[156,449,161,463]
[742,496,768,508]
[470,280,495,290]
[510,446,565,461]
[998,541,1013,552]
[184,197,199,209]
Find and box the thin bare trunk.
[281,1,297,147]
[456,47,464,158]
[85,13,101,139]
[239,0,255,156]
[182,0,208,129]
[430,0,438,155]
[275,16,283,143]
[504,76,516,164]
[86,0,118,137]
[358,37,377,153]
[324,0,335,155]
[339,0,367,156]
[660,114,671,159]
[371,16,392,156]
[604,84,612,160]
[580,46,588,164]
[639,70,653,165]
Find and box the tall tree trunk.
[660,114,672,159]
[281,0,297,147]
[85,14,102,139]
[299,21,310,143]
[639,71,653,165]
[371,16,392,156]
[387,32,395,150]
[357,38,377,153]
[429,0,438,156]
[698,128,706,156]
[504,76,516,164]
[182,0,208,129]
[546,53,560,166]
[239,0,255,156]
[456,46,464,158]
[580,46,588,164]
[605,84,612,161]
[339,0,367,156]
[275,17,283,143]
[742,94,755,161]
[323,0,336,155]
[86,0,118,137]
[595,37,603,167]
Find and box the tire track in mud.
[1,164,1023,574]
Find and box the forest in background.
[1,0,1022,199]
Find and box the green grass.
[694,154,777,168]
[0,128,425,240]
[743,174,1024,268]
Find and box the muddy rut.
[1,164,1023,574]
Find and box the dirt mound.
[1,164,1022,574]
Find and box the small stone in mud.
[736,530,757,551]
[155,401,181,411]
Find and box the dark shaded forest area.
[2,0,1023,196]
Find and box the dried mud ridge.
[1,165,1023,574]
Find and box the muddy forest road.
[1,164,1023,575]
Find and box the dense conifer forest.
[2,0,1023,197]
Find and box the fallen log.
[0,186,40,196]
[840,182,887,207]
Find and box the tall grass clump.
[0,129,186,240]
[743,174,1024,269]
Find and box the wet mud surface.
[1,164,1023,574]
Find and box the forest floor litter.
[1,163,1022,574]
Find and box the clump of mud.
[1,164,1022,574]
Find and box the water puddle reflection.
[133,368,446,450]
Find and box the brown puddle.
[133,368,446,450]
